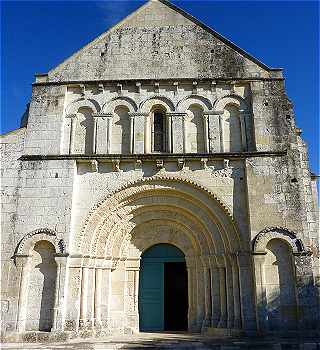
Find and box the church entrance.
[139,244,188,332]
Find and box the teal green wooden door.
[139,262,164,331]
[139,244,185,331]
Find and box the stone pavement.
[2,332,320,350]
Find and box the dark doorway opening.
[164,262,188,331]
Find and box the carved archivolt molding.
[65,98,101,115]
[214,94,248,112]
[14,228,66,256]
[253,226,304,254]
[176,94,213,112]
[139,96,175,113]
[78,175,243,259]
[102,96,138,113]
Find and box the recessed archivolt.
[123,219,198,259]
[253,226,304,253]
[79,176,243,260]
[139,96,175,113]
[108,205,211,258]
[102,96,138,113]
[65,98,101,115]
[214,94,248,112]
[176,94,213,112]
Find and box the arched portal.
[68,177,257,334]
[139,244,188,332]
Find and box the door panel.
[139,262,164,331]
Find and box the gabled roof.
[47,0,282,82]
[157,0,278,72]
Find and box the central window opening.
[153,110,166,152]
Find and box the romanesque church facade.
[1,0,319,341]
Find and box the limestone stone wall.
[47,0,274,82]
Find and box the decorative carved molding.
[92,113,112,118]
[253,226,306,254]
[14,228,66,256]
[78,175,241,258]
[294,254,313,277]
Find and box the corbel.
[136,82,141,93]
[230,81,236,94]
[224,159,230,169]
[201,158,208,169]
[90,160,99,172]
[117,83,122,95]
[210,80,217,93]
[112,159,120,172]
[177,158,185,171]
[79,84,86,96]
[173,81,179,95]
[192,81,198,94]
[154,81,160,94]
[98,83,104,93]
[135,159,142,170]
[156,159,164,169]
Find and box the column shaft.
[231,257,241,328]
[16,256,31,332]
[129,116,134,154]
[219,114,224,152]
[203,115,209,153]
[237,252,257,331]
[107,117,113,153]
[225,258,234,328]
[218,267,227,328]
[210,266,221,327]
[253,254,267,331]
[202,266,211,329]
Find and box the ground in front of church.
[2,332,320,349]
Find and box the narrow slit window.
[153,111,166,152]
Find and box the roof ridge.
[156,0,281,71]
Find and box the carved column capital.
[93,113,113,118]
[166,112,187,118]
[65,113,77,119]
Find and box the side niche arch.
[15,228,65,256]
[214,95,250,152]
[14,229,65,332]
[253,227,302,331]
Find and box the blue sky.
[1,0,319,174]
